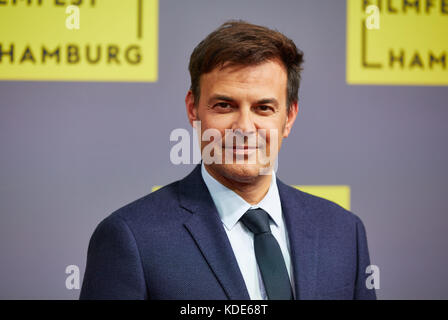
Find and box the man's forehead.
[209,59,286,77]
[200,60,287,92]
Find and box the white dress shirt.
[201,163,295,300]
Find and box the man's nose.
[232,107,256,134]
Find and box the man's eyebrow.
[256,98,279,106]
[208,95,279,106]
[208,94,234,103]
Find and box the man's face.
[186,59,298,183]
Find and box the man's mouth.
[225,145,258,149]
[222,145,262,157]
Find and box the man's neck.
[203,164,272,205]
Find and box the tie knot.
[240,208,271,235]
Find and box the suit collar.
[200,162,283,230]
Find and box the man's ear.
[283,101,298,138]
[185,90,198,127]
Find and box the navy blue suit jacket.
[80,165,376,300]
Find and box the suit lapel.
[179,165,250,300]
[277,179,319,300]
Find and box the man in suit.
[80,20,376,300]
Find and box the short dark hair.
[188,20,304,113]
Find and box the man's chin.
[214,163,270,183]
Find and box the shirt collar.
[201,162,282,231]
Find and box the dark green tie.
[240,208,293,300]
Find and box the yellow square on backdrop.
[0,0,158,82]
[346,0,448,85]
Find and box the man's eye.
[214,102,233,109]
[256,105,274,113]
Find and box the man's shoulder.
[102,179,182,229]
[276,178,363,228]
[96,165,204,232]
